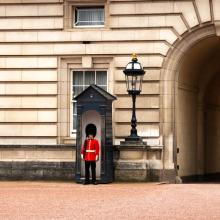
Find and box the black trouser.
[85,161,96,183]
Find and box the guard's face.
[88,134,94,139]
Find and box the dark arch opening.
[85,123,97,137]
[176,35,220,182]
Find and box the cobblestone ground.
[0,181,219,220]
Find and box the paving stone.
[0,182,219,219]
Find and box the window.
[74,7,104,27]
[71,70,107,133]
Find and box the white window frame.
[70,69,108,136]
[73,6,105,28]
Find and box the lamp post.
[123,53,145,142]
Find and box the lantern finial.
[131,53,137,62]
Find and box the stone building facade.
[0,0,220,182]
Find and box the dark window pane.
[76,21,104,26]
[96,71,107,85]
[99,86,107,91]
[73,102,77,130]
[73,115,77,130]
[73,71,83,85]
[73,86,83,97]
[75,7,104,26]
[73,102,77,114]
[85,71,95,85]
[72,69,107,131]
[84,85,89,90]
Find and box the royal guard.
[81,125,99,185]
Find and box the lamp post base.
[124,136,143,142]
[120,135,147,146]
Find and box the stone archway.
[161,24,220,182]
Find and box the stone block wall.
[0,0,219,181]
[0,145,75,180]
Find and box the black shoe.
[83,182,90,185]
[92,182,98,185]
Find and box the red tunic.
[81,139,99,161]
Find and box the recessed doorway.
[81,110,101,179]
[176,36,220,182]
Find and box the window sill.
[70,25,107,31]
[65,26,108,32]
[74,25,105,28]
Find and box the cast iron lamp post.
[123,53,145,142]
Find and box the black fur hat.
[85,123,97,137]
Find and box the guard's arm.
[81,146,84,160]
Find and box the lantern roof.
[123,53,145,76]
